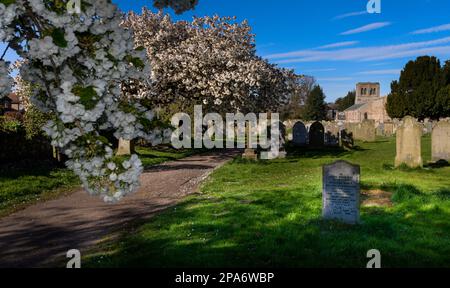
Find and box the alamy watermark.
[366,249,381,268]
[67,0,81,14]
[66,249,81,268]
[171,105,282,160]
[367,0,382,14]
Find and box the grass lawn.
[0,145,198,217]
[84,136,450,268]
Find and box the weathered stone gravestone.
[309,121,325,147]
[376,123,384,137]
[357,120,376,142]
[432,120,450,162]
[322,161,360,224]
[395,116,423,168]
[384,122,394,137]
[340,129,354,149]
[324,123,339,146]
[278,121,287,144]
[292,121,308,146]
[242,122,258,160]
[117,138,135,156]
[274,121,287,158]
[242,148,258,160]
[423,119,433,135]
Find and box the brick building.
[343,83,391,124]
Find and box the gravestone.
[242,148,257,160]
[376,123,384,137]
[242,121,258,160]
[274,121,287,158]
[395,116,423,168]
[117,138,135,156]
[423,119,433,135]
[340,130,354,149]
[384,122,394,137]
[356,120,376,142]
[324,123,339,146]
[292,121,308,146]
[278,121,287,144]
[432,120,450,162]
[322,161,360,224]
[309,121,325,147]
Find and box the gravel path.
[0,150,238,267]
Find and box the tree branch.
[0,43,10,61]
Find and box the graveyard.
[1,0,450,272]
[83,134,450,268]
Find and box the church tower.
[355,82,380,104]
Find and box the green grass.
[84,136,450,268]
[0,160,79,217]
[134,145,202,169]
[0,146,199,217]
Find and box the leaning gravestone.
[432,120,450,162]
[395,116,423,168]
[322,161,360,224]
[309,121,325,147]
[293,121,308,146]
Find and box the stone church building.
[343,82,391,124]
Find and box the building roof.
[344,103,368,112]
[1,93,20,104]
[7,93,20,104]
[1,95,12,103]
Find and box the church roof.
[344,103,368,112]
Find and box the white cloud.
[303,68,337,73]
[333,11,367,20]
[358,69,401,75]
[411,23,450,35]
[340,22,391,35]
[265,36,450,63]
[316,41,359,49]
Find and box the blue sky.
[2,0,450,102]
[117,0,450,101]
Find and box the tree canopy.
[386,56,450,120]
[0,0,197,202]
[335,90,356,111]
[302,85,327,121]
[124,10,301,114]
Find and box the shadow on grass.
[0,159,61,180]
[425,160,450,169]
[285,145,354,159]
[84,182,450,268]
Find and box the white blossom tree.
[0,0,196,202]
[124,10,299,114]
